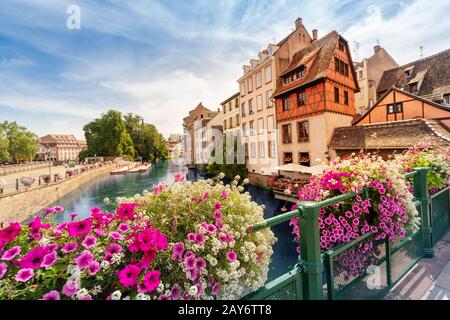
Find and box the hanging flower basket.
[41,175,51,184]
[20,176,35,188]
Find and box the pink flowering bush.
[395,145,450,194]
[289,153,421,280]
[0,174,275,300]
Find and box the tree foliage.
[0,121,38,163]
[83,110,168,161]
[83,110,135,158]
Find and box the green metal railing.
[242,167,450,300]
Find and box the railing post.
[298,202,323,300]
[413,167,433,258]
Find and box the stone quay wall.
[0,164,114,224]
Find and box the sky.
[0,0,449,139]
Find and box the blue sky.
[0,0,449,139]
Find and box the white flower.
[189,286,198,296]
[111,290,122,300]
[242,178,249,185]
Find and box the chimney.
[374,45,381,53]
[312,29,318,41]
[295,18,303,29]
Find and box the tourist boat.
[110,166,130,175]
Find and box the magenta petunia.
[15,268,34,282]
[18,246,51,269]
[1,246,21,260]
[211,282,220,295]
[109,231,123,240]
[116,203,139,221]
[62,280,79,297]
[41,290,60,300]
[184,254,196,271]
[118,223,130,233]
[79,294,93,300]
[61,242,78,253]
[67,218,92,237]
[87,260,100,276]
[42,251,58,268]
[82,236,97,249]
[141,270,160,293]
[75,251,94,269]
[0,262,7,279]
[227,250,237,262]
[118,264,141,287]
[106,243,123,255]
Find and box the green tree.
[123,113,169,161]
[83,110,135,158]
[0,125,10,163]
[0,121,38,163]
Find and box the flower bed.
[0,174,276,300]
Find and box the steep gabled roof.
[330,119,450,150]
[273,31,359,97]
[377,48,450,95]
[353,86,450,125]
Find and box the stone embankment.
[0,164,115,223]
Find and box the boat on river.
[110,165,130,175]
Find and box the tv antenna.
[419,46,424,58]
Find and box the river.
[50,158,298,280]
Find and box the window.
[387,103,403,114]
[229,117,233,129]
[228,102,232,112]
[359,70,363,79]
[257,118,264,134]
[249,120,255,135]
[444,94,450,106]
[283,152,293,164]
[247,77,253,93]
[282,124,292,144]
[241,102,246,116]
[256,71,262,88]
[268,141,276,158]
[258,142,265,158]
[282,96,291,111]
[265,65,272,83]
[299,152,310,166]
[223,119,227,129]
[409,83,418,93]
[297,90,306,106]
[223,106,226,114]
[240,82,245,96]
[297,121,309,142]
[338,41,345,52]
[235,114,240,126]
[235,98,239,109]
[344,91,349,105]
[250,142,256,158]
[248,99,254,114]
[242,122,246,136]
[334,87,340,103]
[267,115,274,132]
[335,57,349,77]
[266,90,273,108]
[256,95,263,111]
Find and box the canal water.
[50,158,298,280]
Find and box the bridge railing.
[242,167,449,300]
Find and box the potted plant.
[41,175,51,184]
[20,176,35,188]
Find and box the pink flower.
[42,251,57,268]
[118,223,130,233]
[0,222,22,244]
[141,270,160,292]
[79,294,93,300]
[214,202,222,210]
[1,246,21,260]
[75,251,94,269]
[109,231,123,240]
[82,236,97,249]
[18,246,50,269]
[15,268,34,282]
[195,233,205,245]
[213,211,222,220]
[0,262,7,279]
[195,257,206,270]
[106,243,123,255]
[152,183,167,195]
[220,191,228,199]
[61,242,78,253]
[174,172,185,182]
[184,254,196,271]
[67,218,92,237]
[187,233,196,242]
[62,280,79,297]
[201,223,217,234]
[116,203,139,221]
[227,250,237,262]
[28,216,51,240]
[87,261,100,276]
[211,282,220,295]
[90,206,102,215]
[69,212,78,219]
[41,290,60,300]
[170,284,181,299]
[118,264,141,287]
[171,242,185,261]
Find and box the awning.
[271,163,327,175]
